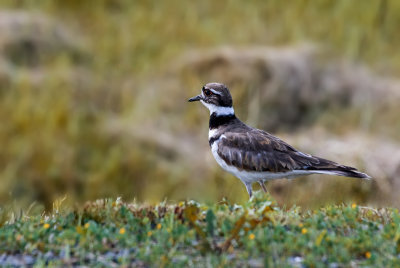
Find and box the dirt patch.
[0,10,86,67]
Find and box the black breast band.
[209,113,236,129]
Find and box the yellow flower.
[147,231,152,237]
[365,251,371,259]
[76,226,84,234]
[248,233,255,240]
[301,228,308,234]
[119,228,126,235]
[157,223,162,230]
[352,203,357,209]
[43,223,50,229]
[178,201,185,207]
[298,223,304,228]
[84,223,90,229]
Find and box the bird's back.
[212,119,370,179]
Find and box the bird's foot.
[258,181,268,193]
[245,183,253,198]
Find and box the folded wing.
[217,129,369,179]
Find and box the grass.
[1,192,399,267]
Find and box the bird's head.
[188,82,234,116]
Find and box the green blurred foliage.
[0,0,399,209]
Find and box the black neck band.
[209,113,236,129]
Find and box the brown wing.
[217,129,330,173]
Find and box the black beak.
[188,95,202,102]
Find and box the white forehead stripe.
[200,100,234,116]
[209,88,222,95]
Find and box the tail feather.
[313,168,371,179]
[305,157,371,180]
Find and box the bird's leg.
[258,181,268,193]
[245,183,253,198]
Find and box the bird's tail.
[306,157,371,180]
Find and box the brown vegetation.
[0,2,399,210]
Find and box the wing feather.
[214,124,370,179]
[217,129,321,173]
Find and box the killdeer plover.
[188,82,371,198]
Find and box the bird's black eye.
[204,88,212,96]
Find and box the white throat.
[200,100,234,116]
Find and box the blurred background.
[0,0,399,210]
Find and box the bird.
[188,82,371,198]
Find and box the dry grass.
[0,0,399,209]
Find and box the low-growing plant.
[0,192,399,266]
